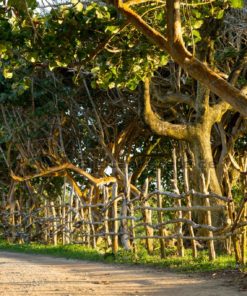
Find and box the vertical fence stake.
[202,174,216,261]
[44,199,48,243]
[104,186,112,249]
[172,148,184,257]
[182,146,197,258]
[112,182,119,254]
[241,200,247,265]
[50,201,57,246]
[142,178,153,254]
[89,186,96,248]
[62,178,66,245]
[120,162,131,250]
[157,168,166,258]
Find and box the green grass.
[112,247,238,272]
[0,240,104,262]
[0,239,243,273]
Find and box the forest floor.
[0,251,246,296]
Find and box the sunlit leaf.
[3,68,13,79]
[229,0,244,8]
[76,3,83,12]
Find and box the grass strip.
[0,239,241,273]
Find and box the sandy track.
[0,251,244,296]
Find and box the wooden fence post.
[241,169,247,265]
[142,178,153,254]
[120,162,131,250]
[58,195,62,244]
[15,200,23,244]
[112,182,119,254]
[103,186,112,249]
[241,200,247,265]
[157,168,166,258]
[44,199,48,243]
[202,174,216,261]
[50,201,57,246]
[88,186,96,248]
[182,146,197,258]
[172,148,184,257]
[231,193,247,265]
[62,178,67,245]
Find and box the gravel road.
[0,251,245,296]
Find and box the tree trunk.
[190,130,227,229]
[191,132,222,196]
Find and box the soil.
[0,251,246,296]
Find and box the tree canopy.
[0,0,246,238]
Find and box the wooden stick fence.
[0,169,246,265]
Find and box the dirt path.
[0,251,244,296]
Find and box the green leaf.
[155,12,164,21]
[160,55,168,66]
[91,66,100,74]
[108,81,115,89]
[229,0,244,8]
[75,3,83,12]
[132,65,141,72]
[216,10,224,19]
[0,44,7,54]
[96,10,103,19]
[193,20,203,29]
[105,26,119,34]
[192,30,201,42]
[3,68,13,79]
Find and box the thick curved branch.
[113,0,247,116]
[11,163,116,186]
[144,78,193,140]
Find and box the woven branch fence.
[1,166,246,264]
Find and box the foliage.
[0,0,246,270]
[229,0,245,8]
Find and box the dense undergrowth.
[1,239,245,273]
